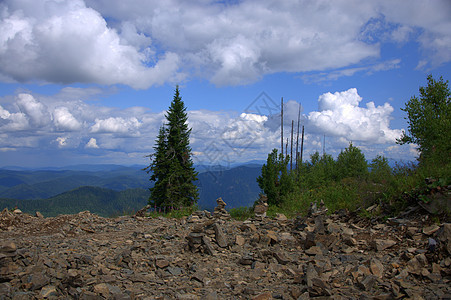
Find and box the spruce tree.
[146,86,199,208]
[148,126,169,207]
[257,148,294,206]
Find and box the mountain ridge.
[0,163,263,216]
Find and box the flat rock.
[213,223,228,248]
[202,235,217,256]
[423,224,440,235]
[407,253,428,275]
[0,241,16,253]
[273,250,290,264]
[155,257,170,269]
[275,213,287,221]
[357,275,377,291]
[235,235,246,246]
[40,285,58,298]
[370,258,384,278]
[373,239,396,251]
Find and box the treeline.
[255,75,450,218]
[258,144,406,215]
[0,186,149,217]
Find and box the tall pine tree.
[148,126,169,207]
[146,86,198,208]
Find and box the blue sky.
[0,0,450,168]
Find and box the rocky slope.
[0,205,450,299]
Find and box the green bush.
[229,206,254,220]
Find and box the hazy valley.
[0,164,262,217]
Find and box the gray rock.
[167,266,183,276]
[436,223,451,254]
[305,263,318,288]
[28,273,50,290]
[273,250,290,264]
[202,236,217,256]
[373,239,396,251]
[370,258,384,278]
[0,241,16,253]
[39,285,58,298]
[357,275,377,291]
[213,223,228,248]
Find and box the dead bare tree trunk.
[281,97,284,158]
[290,120,294,171]
[300,125,304,165]
[286,138,288,160]
[295,104,301,170]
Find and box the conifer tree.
[146,86,199,208]
[257,149,294,206]
[148,126,169,207]
[336,142,368,180]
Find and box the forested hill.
[0,167,148,199]
[0,187,149,217]
[0,164,262,216]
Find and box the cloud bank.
[0,88,409,167]
[0,0,450,88]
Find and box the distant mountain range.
[0,163,263,217]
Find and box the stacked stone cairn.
[213,197,230,220]
[134,205,150,218]
[253,194,269,219]
[186,198,230,255]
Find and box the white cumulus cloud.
[306,88,402,144]
[90,117,142,135]
[0,0,449,87]
[16,93,50,127]
[85,137,99,149]
[0,0,180,89]
[53,107,82,131]
[0,104,29,131]
[56,136,68,147]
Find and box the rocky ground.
[0,204,450,299]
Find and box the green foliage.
[397,74,451,166]
[147,205,199,219]
[258,144,392,217]
[313,179,360,212]
[336,142,368,180]
[229,206,254,220]
[300,152,336,189]
[256,149,297,206]
[266,191,310,218]
[146,86,199,208]
[369,155,392,184]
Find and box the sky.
[0,0,450,169]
